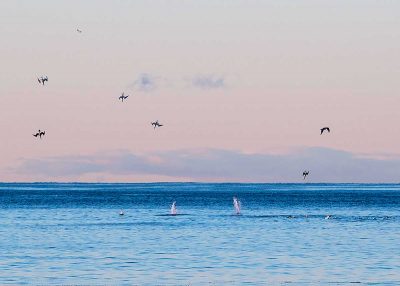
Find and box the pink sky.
[1,1,400,182]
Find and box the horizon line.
[0,181,399,185]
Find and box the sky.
[1,0,400,182]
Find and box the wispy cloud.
[14,148,400,182]
[191,75,225,89]
[132,73,157,92]
[129,74,227,92]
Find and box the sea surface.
[0,183,399,285]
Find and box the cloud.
[13,147,400,182]
[128,74,226,92]
[192,75,225,89]
[132,73,157,92]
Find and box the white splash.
[233,197,241,215]
[170,201,177,215]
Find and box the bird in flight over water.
[151,120,163,129]
[77,28,82,33]
[118,92,129,102]
[302,170,310,180]
[320,127,330,135]
[37,76,48,85]
[33,130,45,139]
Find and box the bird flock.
[34,29,164,146]
[32,28,333,182]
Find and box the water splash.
[170,201,177,215]
[233,197,241,215]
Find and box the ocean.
[0,183,399,285]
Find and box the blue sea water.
[0,183,399,285]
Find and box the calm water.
[0,183,399,285]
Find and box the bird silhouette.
[118,92,129,102]
[77,28,82,33]
[320,127,330,135]
[33,129,45,139]
[302,170,310,180]
[151,120,163,129]
[37,76,48,85]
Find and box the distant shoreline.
[0,182,399,185]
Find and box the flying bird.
[320,127,330,135]
[33,130,45,139]
[77,28,82,33]
[302,170,310,180]
[151,120,163,129]
[118,92,129,102]
[37,76,48,85]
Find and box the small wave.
[155,213,190,217]
[213,214,399,221]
